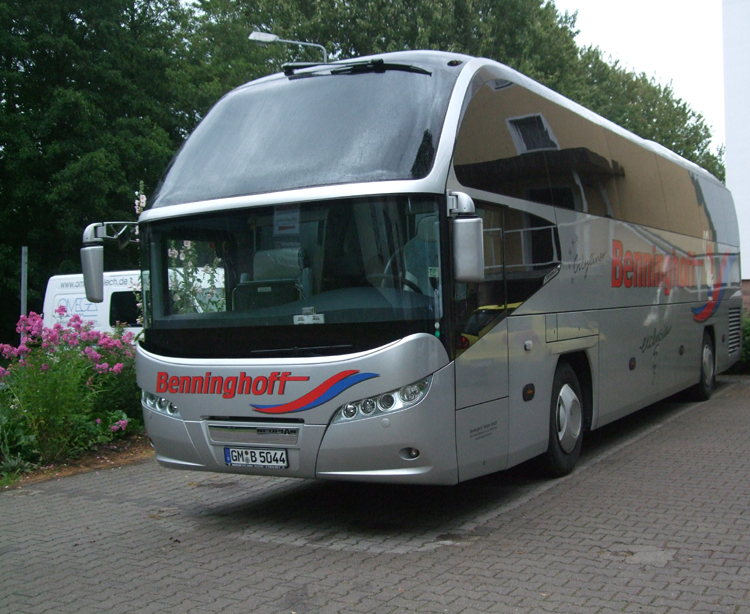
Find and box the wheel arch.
[556,351,593,432]
[703,325,716,353]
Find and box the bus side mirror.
[452,216,484,282]
[81,223,104,303]
[81,246,104,302]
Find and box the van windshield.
[151,58,461,208]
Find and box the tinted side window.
[504,208,560,305]
[453,69,620,215]
[453,202,560,353]
[454,202,505,352]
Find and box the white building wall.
[723,0,750,276]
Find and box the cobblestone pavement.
[2,376,749,614]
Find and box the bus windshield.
[151,59,461,208]
[141,196,445,358]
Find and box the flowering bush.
[0,309,141,466]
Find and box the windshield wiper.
[283,58,431,77]
[330,59,431,76]
[248,344,354,357]
[283,62,327,76]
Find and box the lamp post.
[249,31,327,63]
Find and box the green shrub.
[738,317,750,374]
[0,310,141,466]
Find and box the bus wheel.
[543,361,583,477]
[692,330,715,401]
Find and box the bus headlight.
[332,376,431,423]
[142,390,181,418]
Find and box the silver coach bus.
[82,51,741,484]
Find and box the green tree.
[0,0,190,342]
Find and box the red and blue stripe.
[692,252,737,323]
[252,369,379,414]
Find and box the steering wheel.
[383,247,404,277]
[366,274,423,294]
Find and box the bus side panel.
[658,302,702,398]
[454,319,509,409]
[455,397,509,481]
[507,314,556,468]
[597,306,668,426]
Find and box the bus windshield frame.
[140,195,450,359]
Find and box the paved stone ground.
[2,376,749,614]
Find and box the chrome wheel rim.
[702,342,714,389]
[556,384,582,454]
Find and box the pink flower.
[96,418,101,424]
[55,305,68,316]
[95,363,109,374]
[0,344,15,360]
[110,424,119,432]
[111,363,124,374]
[84,347,102,363]
[41,363,49,371]
[16,312,44,338]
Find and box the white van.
[42,270,142,334]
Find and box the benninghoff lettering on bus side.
[611,240,702,295]
[155,371,310,399]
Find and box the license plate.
[224,447,288,468]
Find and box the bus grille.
[727,308,742,354]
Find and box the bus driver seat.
[233,247,312,310]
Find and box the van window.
[109,291,140,328]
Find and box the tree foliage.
[0,0,189,341]
[0,0,725,343]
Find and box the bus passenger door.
[453,203,510,481]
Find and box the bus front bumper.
[142,364,458,484]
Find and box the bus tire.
[692,330,715,401]
[543,361,583,477]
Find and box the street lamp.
[249,31,327,63]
